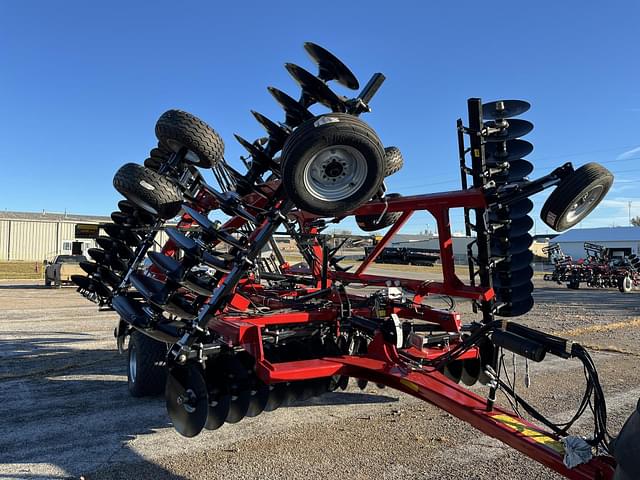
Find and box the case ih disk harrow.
[72,43,639,479]
[544,242,640,292]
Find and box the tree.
[631,216,640,227]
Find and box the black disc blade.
[219,355,251,424]
[148,252,186,280]
[304,42,359,90]
[165,228,200,257]
[338,375,349,390]
[79,261,98,275]
[493,266,534,289]
[495,296,535,317]
[102,223,141,247]
[482,100,531,120]
[267,86,313,127]
[491,233,533,256]
[494,250,534,272]
[356,378,368,390]
[490,198,534,220]
[130,272,171,306]
[182,205,216,233]
[460,358,482,386]
[236,351,269,417]
[495,281,534,304]
[485,139,534,164]
[492,159,534,182]
[111,211,132,226]
[485,119,534,142]
[250,111,288,148]
[234,134,273,168]
[491,216,533,239]
[285,63,346,111]
[166,364,209,438]
[118,200,136,214]
[204,356,231,430]
[443,361,463,383]
[97,267,122,288]
[263,383,287,412]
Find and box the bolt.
[177,354,187,364]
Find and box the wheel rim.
[565,185,603,223]
[129,346,137,383]
[302,145,367,202]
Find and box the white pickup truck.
[44,255,86,287]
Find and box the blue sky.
[1,1,639,234]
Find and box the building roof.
[0,210,110,223]
[554,227,640,243]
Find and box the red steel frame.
[156,185,615,479]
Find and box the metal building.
[0,211,169,261]
[553,227,640,260]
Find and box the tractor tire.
[155,110,224,168]
[281,113,385,216]
[127,331,168,397]
[383,146,404,178]
[619,276,633,293]
[113,163,183,219]
[540,163,613,232]
[355,193,402,231]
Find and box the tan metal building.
[0,211,169,261]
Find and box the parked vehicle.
[44,254,87,287]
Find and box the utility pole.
[629,201,632,226]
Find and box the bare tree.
[631,216,640,227]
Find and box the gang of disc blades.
[166,364,209,438]
[485,139,534,164]
[304,42,359,89]
[218,354,251,424]
[482,99,531,120]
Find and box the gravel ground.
[0,276,638,480]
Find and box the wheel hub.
[303,145,368,202]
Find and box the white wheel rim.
[302,145,367,202]
[565,185,603,223]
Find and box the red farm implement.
[73,43,639,479]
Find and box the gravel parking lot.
[1,274,639,480]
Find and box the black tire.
[618,276,633,293]
[567,280,580,290]
[356,193,402,231]
[155,110,224,168]
[128,331,168,397]
[383,146,404,177]
[113,163,183,219]
[281,113,385,216]
[541,163,613,232]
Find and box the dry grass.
[0,261,44,280]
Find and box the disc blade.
[304,42,359,90]
[148,252,186,280]
[495,296,535,317]
[165,228,200,257]
[443,361,463,383]
[460,358,482,386]
[166,364,209,438]
[236,351,269,418]
[285,63,346,111]
[263,383,287,412]
[494,250,534,272]
[492,160,534,182]
[219,355,251,424]
[80,261,98,275]
[485,119,534,142]
[493,266,534,289]
[130,272,171,306]
[485,139,534,164]
[182,205,216,233]
[267,86,313,127]
[495,281,534,304]
[251,111,288,149]
[234,134,273,168]
[204,356,231,430]
[102,223,141,246]
[118,200,136,214]
[356,378,368,390]
[482,100,531,120]
[491,233,533,256]
[490,198,534,220]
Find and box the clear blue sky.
[1,1,639,234]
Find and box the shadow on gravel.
[0,284,49,290]
[0,333,398,480]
